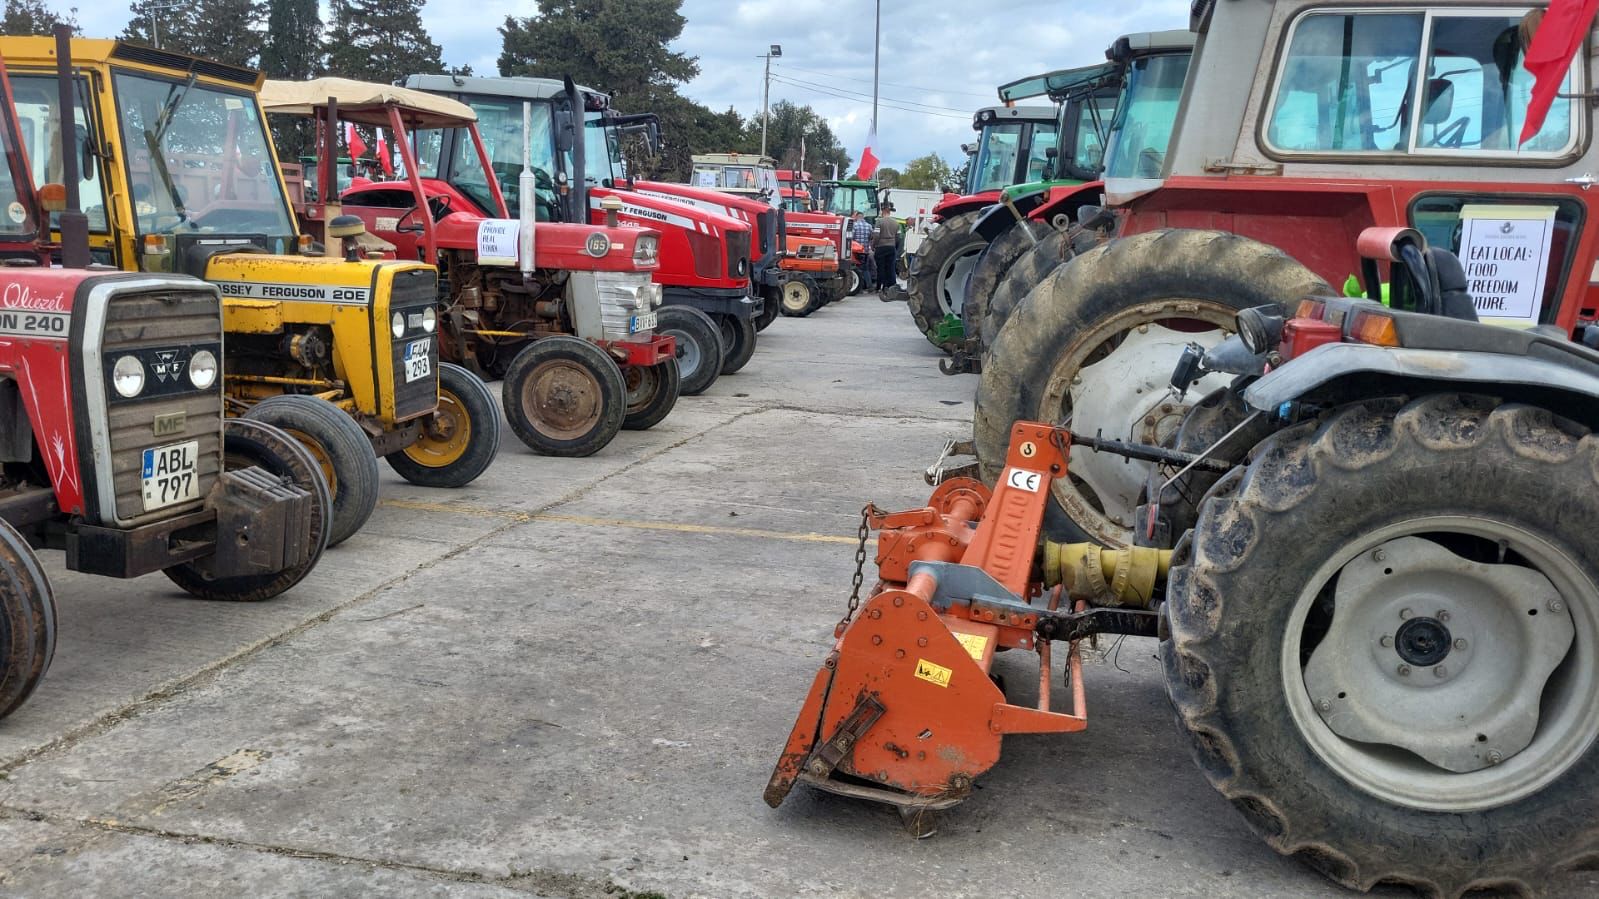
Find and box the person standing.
[872,203,898,292]
[850,210,875,287]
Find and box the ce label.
[1006,469,1043,493]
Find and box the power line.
[773,62,995,101]
[767,75,971,119]
[771,73,969,113]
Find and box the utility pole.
[872,0,880,135]
[146,2,183,49]
[760,44,782,158]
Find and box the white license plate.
[140,440,200,512]
[629,312,657,333]
[403,338,432,383]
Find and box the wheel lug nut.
[1454,638,1468,650]
[1374,549,1387,562]
[1549,599,1566,613]
[1487,750,1504,765]
[1399,608,1413,619]
[1437,610,1450,622]
[1317,699,1332,712]
[1434,665,1447,678]
[1398,664,1412,676]
[1380,635,1394,648]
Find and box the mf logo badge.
[150,349,186,383]
[153,412,186,437]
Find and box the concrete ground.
[0,295,1593,898]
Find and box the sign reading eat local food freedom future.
[476,219,521,267]
[1458,205,1558,327]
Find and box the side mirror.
[75,124,94,182]
[553,108,575,152]
[1423,78,1455,125]
[37,182,65,213]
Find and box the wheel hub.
[936,244,982,317]
[782,281,810,311]
[1066,324,1231,532]
[1303,536,1576,774]
[527,360,602,437]
[666,328,702,380]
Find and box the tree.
[123,0,263,67]
[950,158,971,193]
[259,0,321,80]
[324,0,446,86]
[498,0,698,99]
[898,152,954,191]
[875,166,900,188]
[3,0,78,35]
[741,100,850,184]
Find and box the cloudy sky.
[86,0,1190,169]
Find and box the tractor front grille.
[725,229,752,281]
[595,271,656,340]
[100,287,224,526]
[388,267,441,421]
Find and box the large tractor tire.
[961,219,1052,354]
[1164,395,1599,897]
[717,313,757,375]
[979,228,1077,360]
[621,359,680,431]
[386,362,501,488]
[243,394,379,547]
[905,211,985,354]
[165,418,331,602]
[502,335,626,457]
[656,306,722,396]
[974,229,1329,547]
[0,518,55,720]
[777,276,822,318]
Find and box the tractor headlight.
[643,282,663,307]
[633,234,659,263]
[1236,305,1285,354]
[422,306,437,333]
[188,349,218,390]
[586,233,612,258]
[391,310,405,339]
[112,355,145,398]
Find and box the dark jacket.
[871,216,898,248]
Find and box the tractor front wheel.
[502,336,626,457]
[656,306,723,396]
[905,211,984,354]
[0,518,54,720]
[1165,395,1599,897]
[621,359,680,431]
[386,362,501,487]
[778,276,820,318]
[243,394,379,547]
[717,314,757,374]
[164,418,331,602]
[846,264,863,297]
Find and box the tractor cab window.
[824,185,878,217]
[0,98,35,240]
[8,74,107,232]
[1102,53,1191,179]
[582,111,622,185]
[111,73,295,245]
[1025,127,1059,182]
[447,97,558,220]
[1266,10,1578,158]
[971,122,1022,193]
[1068,95,1117,177]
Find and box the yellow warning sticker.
[953,632,989,661]
[914,658,952,688]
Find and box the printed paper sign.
[696,170,718,188]
[476,219,521,267]
[1459,205,1558,327]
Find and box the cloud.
[88,0,1191,168]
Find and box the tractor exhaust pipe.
[52,24,89,269]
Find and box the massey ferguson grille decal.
[214,281,372,304]
[590,196,704,232]
[0,309,68,338]
[633,187,746,223]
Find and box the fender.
[1243,342,1599,415]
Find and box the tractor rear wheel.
[974,229,1329,547]
[0,518,54,720]
[165,418,331,602]
[621,359,680,431]
[386,362,501,488]
[905,211,984,354]
[717,314,757,374]
[656,306,722,396]
[778,276,820,318]
[966,220,1056,357]
[1164,395,1599,897]
[243,394,379,547]
[502,335,626,457]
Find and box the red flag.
[375,127,394,176]
[345,121,368,159]
[1520,0,1598,145]
[854,128,879,180]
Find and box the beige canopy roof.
[259,77,476,129]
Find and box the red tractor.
[0,32,328,719]
[264,78,675,457]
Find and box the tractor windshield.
[445,96,559,219]
[8,74,106,233]
[582,110,622,185]
[112,72,295,245]
[1064,93,1118,179]
[823,183,878,217]
[971,122,1023,193]
[1101,53,1190,180]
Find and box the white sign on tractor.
[476,219,521,267]
[1458,205,1558,327]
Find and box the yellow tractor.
[0,37,501,545]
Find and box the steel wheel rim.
[404,388,471,467]
[623,364,655,414]
[781,281,811,312]
[665,328,702,380]
[1036,298,1236,546]
[935,242,982,317]
[283,427,337,494]
[1281,516,1599,812]
[522,359,603,440]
